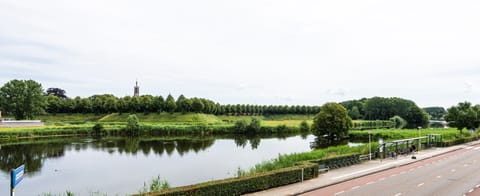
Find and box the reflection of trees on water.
[93,138,216,156]
[0,137,215,175]
[233,133,291,150]
[0,133,308,175]
[0,142,66,175]
[310,137,348,149]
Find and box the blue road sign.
[11,165,25,188]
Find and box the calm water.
[0,134,315,195]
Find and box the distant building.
[134,80,140,96]
[0,111,44,127]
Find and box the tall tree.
[445,102,480,134]
[46,87,67,99]
[423,107,446,120]
[0,79,46,119]
[46,94,62,114]
[153,96,164,113]
[176,95,191,113]
[191,98,204,113]
[312,102,352,142]
[164,94,177,113]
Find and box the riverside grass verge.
[245,128,465,175]
[0,123,304,141]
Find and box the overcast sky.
[1,0,479,108]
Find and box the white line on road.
[476,184,480,188]
[366,181,375,185]
[466,146,473,149]
[418,183,424,187]
[474,147,480,150]
[464,164,469,167]
[452,169,456,172]
[394,193,402,196]
[437,175,442,178]
[335,191,345,195]
[352,186,360,190]
[469,189,474,193]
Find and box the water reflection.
[0,141,67,176]
[0,133,298,175]
[0,134,314,195]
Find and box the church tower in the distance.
[134,80,140,97]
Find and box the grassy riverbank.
[0,113,312,139]
[242,128,465,175]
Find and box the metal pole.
[11,168,14,196]
[418,127,421,151]
[369,131,372,160]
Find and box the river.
[0,134,315,195]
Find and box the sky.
[1,0,479,108]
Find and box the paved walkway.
[245,141,480,196]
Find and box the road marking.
[437,175,442,178]
[335,191,345,195]
[466,146,473,149]
[464,164,469,167]
[352,186,360,190]
[476,184,480,188]
[451,169,456,172]
[394,193,402,196]
[418,183,424,187]
[366,181,375,185]
[469,189,474,193]
[331,162,399,180]
[474,147,480,150]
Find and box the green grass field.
[14,113,314,127]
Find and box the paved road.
[302,144,480,196]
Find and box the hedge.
[136,162,318,196]
[352,120,394,130]
[312,154,360,169]
[438,136,478,147]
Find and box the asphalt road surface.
[302,144,480,196]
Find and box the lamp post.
[418,126,422,150]
[369,130,372,160]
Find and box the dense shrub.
[299,120,310,132]
[136,162,318,196]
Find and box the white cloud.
[1,0,480,108]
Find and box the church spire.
[134,80,140,96]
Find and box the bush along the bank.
[439,136,478,147]
[313,154,360,169]
[351,120,395,130]
[135,162,318,196]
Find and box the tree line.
[45,94,321,115]
[0,80,320,119]
[340,97,430,129]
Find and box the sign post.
[11,164,25,196]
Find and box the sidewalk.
[245,141,480,196]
